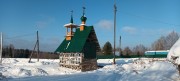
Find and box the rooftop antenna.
[113,0,117,64]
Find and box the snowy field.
[0,58,179,81]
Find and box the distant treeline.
[2,31,179,59]
[2,45,59,59]
[100,31,179,57]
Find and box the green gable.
[55,26,100,53]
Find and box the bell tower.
[64,10,78,40]
[80,7,87,31]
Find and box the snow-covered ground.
[168,38,180,65]
[0,58,179,81]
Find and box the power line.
[4,33,35,40]
[120,11,180,27]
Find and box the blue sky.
[0,0,180,52]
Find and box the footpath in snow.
[0,58,179,81]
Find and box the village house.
[55,8,100,71]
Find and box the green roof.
[55,26,99,53]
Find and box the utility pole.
[113,0,117,64]
[0,32,2,64]
[37,31,39,62]
[119,36,121,56]
[29,31,40,63]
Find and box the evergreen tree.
[102,41,113,55]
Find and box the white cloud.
[96,20,113,29]
[141,28,173,36]
[122,26,137,34]
[36,21,48,28]
[36,16,55,28]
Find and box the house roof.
[55,26,100,53]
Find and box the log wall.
[59,53,97,71]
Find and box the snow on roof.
[144,50,169,55]
[167,38,180,64]
[145,50,169,53]
[80,23,85,26]
[64,23,79,27]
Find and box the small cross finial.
[71,10,73,17]
[70,10,73,23]
[83,7,86,16]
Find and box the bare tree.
[123,47,132,56]
[9,44,14,58]
[132,44,147,56]
[151,31,179,50]
[164,31,179,50]
[152,36,166,50]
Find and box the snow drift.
[167,38,180,65]
[0,58,179,81]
